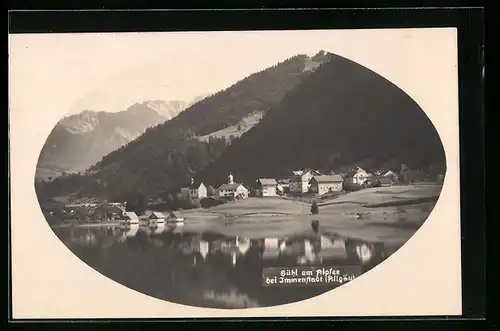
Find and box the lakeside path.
[165,184,443,246]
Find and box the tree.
[165,193,175,204]
[206,185,216,196]
[126,194,148,215]
[310,200,319,215]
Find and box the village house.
[166,211,184,223]
[256,178,278,197]
[344,167,371,185]
[92,203,125,222]
[276,178,289,194]
[217,173,249,200]
[180,178,208,199]
[188,181,207,199]
[121,211,140,225]
[148,211,166,227]
[383,170,399,183]
[276,184,284,195]
[289,169,321,194]
[309,175,344,195]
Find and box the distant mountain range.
[35,50,445,203]
[35,51,333,200]
[36,96,206,180]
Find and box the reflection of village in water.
[54,222,400,309]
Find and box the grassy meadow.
[157,184,442,245]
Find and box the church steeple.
[228,173,234,184]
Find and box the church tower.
[228,173,234,184]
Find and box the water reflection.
[53,222,399,309]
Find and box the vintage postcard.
[8,28,461,319]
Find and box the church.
[216,173,249,200]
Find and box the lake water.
[52,222,402,309]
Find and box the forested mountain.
[35,52,333,201]
[35,99,194,180]
[198,53,446,186]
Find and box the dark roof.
[257,178,277,186]
[344,171,356,177]
[149,212,166,219]
[168,211,183,218]
[310,175,344,183]
[188,182,205,189]
[218,183,244,191]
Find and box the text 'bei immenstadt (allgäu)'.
[262,266,362,287]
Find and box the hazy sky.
[9,29,449,117]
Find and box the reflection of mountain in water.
[53,223,399,309]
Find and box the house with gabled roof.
[289,169,321,194]
[188,181,207,199]
[344,167,370,185]
[148,211,166,226]
[166,211,184,223]
[217,183,249,200]
[256,178,278,197]
[217,173,248,200]
[180,178,207,199]
[309,175,344,195]
[383,170,399,182]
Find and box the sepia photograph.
[9,27,462,318]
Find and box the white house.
[188,182,207,199]
[257,178,278,197]
[148,211,166,226]
[345,167,370,185]
[289,169,321,194]
[181,178,207,199]
[218,183,249,200]
[309,175,344,195]
[217,174,248,200]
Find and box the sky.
[8,29,452,118]
[8,30,351,116]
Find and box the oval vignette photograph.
[31,31,447,310]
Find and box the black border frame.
[7,7,487,327]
